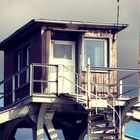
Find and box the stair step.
[92,114,106,121]
[93,132,119,137]
[89,110,113,116]
[97,109,113,114]
[93,126,115,131]
[93,120,110,125]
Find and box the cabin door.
[49,40,75,94]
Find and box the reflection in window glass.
[53,44,72,59]
[84,39,107,68]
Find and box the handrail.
[119,72,137,81]
[61,64,124,135]
[90,82,140,89]
[32,63,58,67]
[117,88,138,98]
[90,67,140,72]
[61,64,83,79]
[0,63,139,110]
[0,63,139,140]
[14,65,29,77]
[61,66,120,120]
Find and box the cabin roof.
[0,19,128,50]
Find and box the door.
[49,40,75,94]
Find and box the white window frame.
[17,51,22,87]
[82,38,108,70]
[51,40,75,62]
[26,47,30,83]
[17,46,30,88]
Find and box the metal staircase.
[88,108,119,139]
[65,94,120,139]
[60,64,121,140]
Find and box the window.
[83,38,108,69]
[17,51,22,71]
[15,46,30,88]
[53,44,72,59]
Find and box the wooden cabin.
[0,19,127,107]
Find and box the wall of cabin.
[42,29,117,97]
[40,30,82,93]
[81,31,117,97]
[4,27,42,106]
[3,25,118,106]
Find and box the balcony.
[0,63,139,109]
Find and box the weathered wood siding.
[81,31,117,97]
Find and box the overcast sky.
[0,0,139,138]
[0,0,139,79]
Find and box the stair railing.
[61,64,121,129]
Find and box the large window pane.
[84,39,107,68]
[53,44,72,59]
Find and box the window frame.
[82,37,109,71]
[15,45,30,88]
[17,50,22,87]
[26,47,30,83]
[51,40,75,63]
[53,43,72,60]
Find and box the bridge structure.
[0,63,139,140]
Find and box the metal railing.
[90,66,140,98]
[0,63,139,140]
[0,64,139,108]
[0,64,59,108]
[30,63,59,94]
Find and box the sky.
[0,0,140,139]
[0,0,139,71]
[0,0,139,80]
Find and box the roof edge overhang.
[0,19,128,50]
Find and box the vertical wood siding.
[81,31,117,98]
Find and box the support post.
[36,104,48,140]
[121,124,125,140]
[44,112,59,140]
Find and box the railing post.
[87,58,92,140]
[12,75,15,103]
[119,107,122,140]
[119,80,123,97]
[56,65,59,94]
[76,75,79,102]
[95,84,98,114]
[87,58,91,108]
[30,64,33,95]
[112,97,115,127]
[57,65,63,94]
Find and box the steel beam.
[44,112,59,140]
[0,105,30,124]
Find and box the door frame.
[49,40,76,94]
